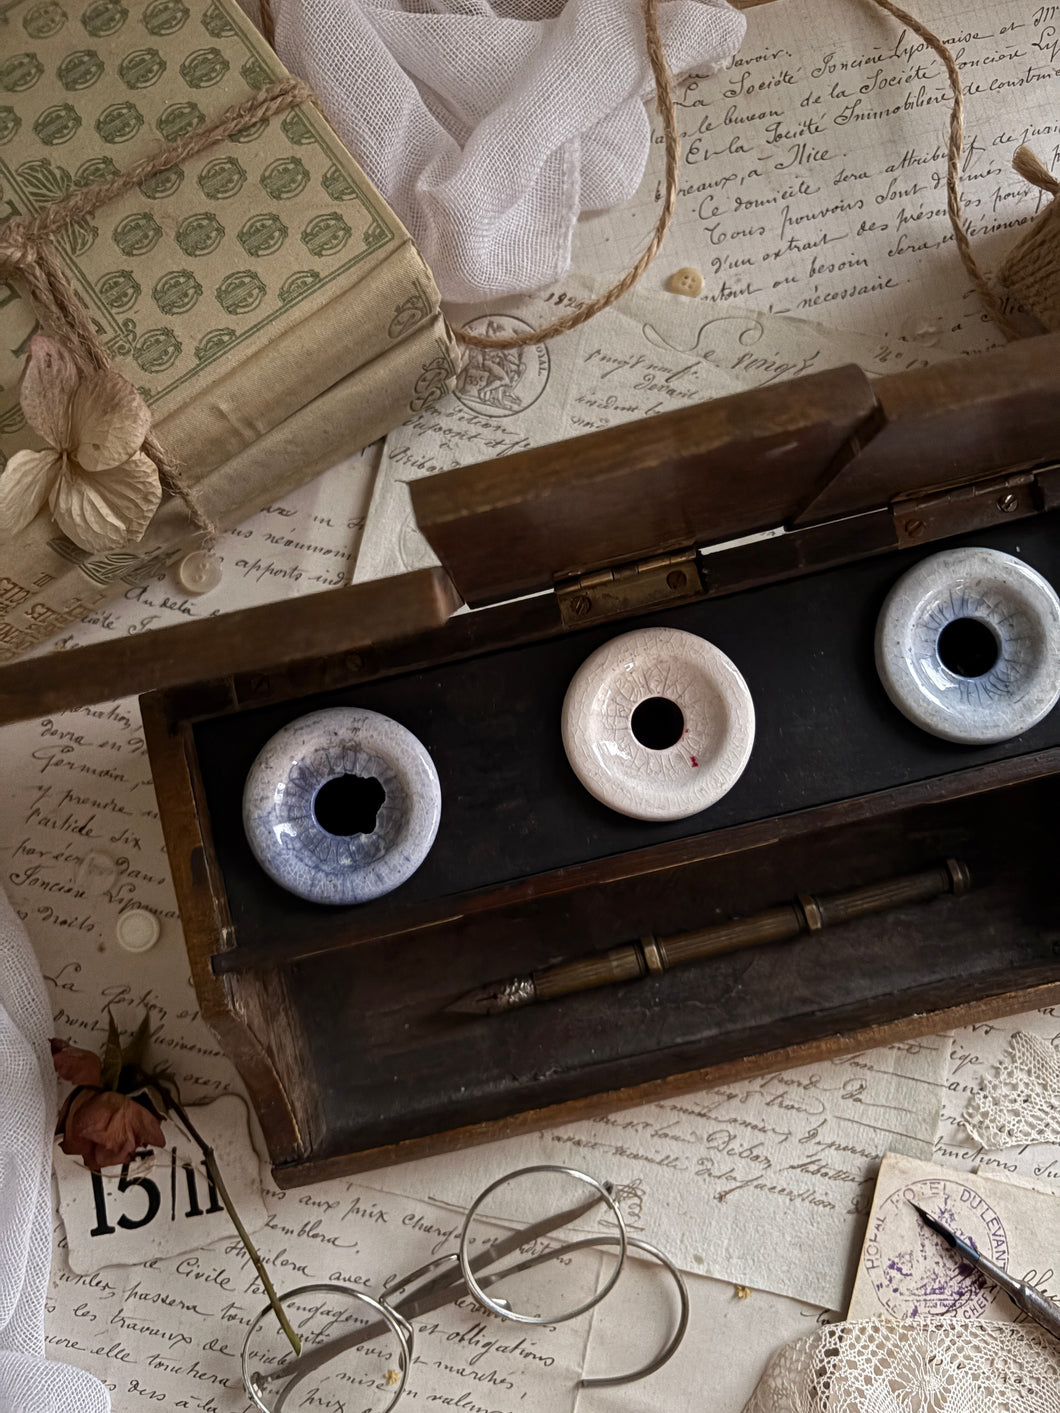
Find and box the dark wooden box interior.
[156,513,1060,1183]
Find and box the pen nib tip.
[444,977,535,1016]
[908,1200,958,1249]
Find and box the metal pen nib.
[909,1200,1060,1341]
[447,975,537,1015]
[908,1201,981,1261]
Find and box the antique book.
[0,0,459,659]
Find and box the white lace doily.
[963,1031,1060,1150]
[742,1317,1060,1413]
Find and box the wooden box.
[5,335,1060,1187]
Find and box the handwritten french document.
[1,0,1059,1404]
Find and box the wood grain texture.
[141,692,307,1165]
[411,334,1060,608]
[794,334,1060,524]
[0,567,461,725]
[412,363,880,606]
[274,981,1060,1188]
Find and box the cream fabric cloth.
[0,886,109,1413]
[267,0,747,301]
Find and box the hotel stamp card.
[848,1153,1060,1323]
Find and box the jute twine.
[860,0,1022,340]
[0,76,317,544]
[998,146,1060,332]
[454,0,680,351]
[397,0,1040,352]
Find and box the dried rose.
[0,335,161,552]
[50,1037,102,1087]
[58,1088,165,1171]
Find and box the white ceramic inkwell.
[875,546,1060,745]
[561,626,755,822]
[242,707,441,904]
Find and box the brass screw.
[570,594,592,617]
[344,651,364,673]
[904,518,925,538]
[666,569,687,590]
[997,492,1020,513]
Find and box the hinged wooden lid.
[1,333,1056,721]
[412,334,1060,607]
[0,566,460,724]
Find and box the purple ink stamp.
[862,1178,1009,1319]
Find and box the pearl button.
[116,908,161,952]
[177,550,223,595]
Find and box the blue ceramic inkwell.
[242,707,441,904]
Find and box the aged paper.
[0,457,596,1411]
[1,0,1057,1402]
[577,0,1056,350]
[575,1266,823,1413]
[936,1009,1060,1188]
[365,1037,950,1314]
[847,1152,1060,1323]
[360,0,1060,581]
[55,1096,266,1276]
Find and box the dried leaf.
[122,1013,151,1072]
[71,368,151,472]
[0,447,62,535]
[100,1012,122,1091]
[19,336,79,447]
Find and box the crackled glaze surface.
[875,547,1060,745]
[561,627,755,822]
[242,707,441,905]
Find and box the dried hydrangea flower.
[0,335,161,552]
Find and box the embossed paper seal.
[453,315,550,416]
[561,626,755,822]
[862,1177,1009,1319]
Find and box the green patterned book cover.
[0,0,459,658]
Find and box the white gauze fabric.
[742,1317,1060,1413]
[265,0,747,301]
[0,886,110,1413]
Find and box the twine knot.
[1013,145,1060,198]
[0,231,34,274]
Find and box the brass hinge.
[892,470,1040,548]
[555,549,702,628]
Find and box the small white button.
[76,849,118,896]
[177,550,223,595]
[667,266,704,298]
[116,908,160,952]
